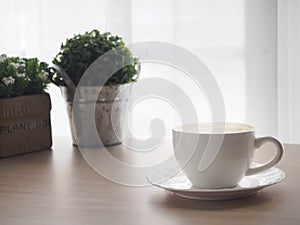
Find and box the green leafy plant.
[0,54,52,98]
[50,29,139,87]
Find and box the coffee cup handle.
[245,136,284,176]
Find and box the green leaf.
[0,55,52,98]
[51,29,139,87]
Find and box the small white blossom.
[40,70,48,80]
[0,54,7,63]
[19,62,26,69]
[2,76,15,86]
[10,62,21,69]
[16,73,26,78]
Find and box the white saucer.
[147,164,285,200]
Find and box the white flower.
[10,62,21,69]
[10,61,25,70]
[16,73,26,78]
[19,62,26,68]
[40,70,48,80]
[2,76,15,86]
[0,54,7,63]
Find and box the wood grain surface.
[0,137,299,225]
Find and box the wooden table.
[0,137,299,225]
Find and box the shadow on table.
[149,190,274,210]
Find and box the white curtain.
[278,0,300,143]
[0,0,298,143]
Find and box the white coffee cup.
[172,122,284,189]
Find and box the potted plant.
[0,54,53,158]
[50,30,139,147]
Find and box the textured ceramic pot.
[61,84,130,147]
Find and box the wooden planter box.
[0,93,52,158]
